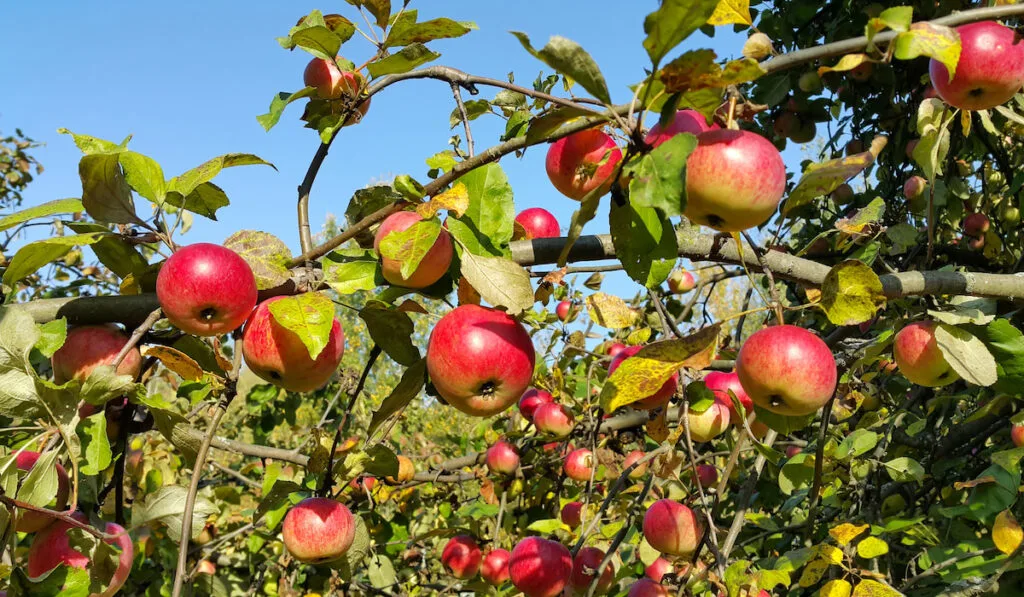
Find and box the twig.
[584,474,655,597]
[0,495,110,540]
[741,231,783,325]
[900,548,994,590]
[450,82,475,158]
[720,429,778,559]
[113,308,162,367]
[804,391,838,542]
[680,397,724,577]
[297,139,338,258]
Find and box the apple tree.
[3,1,1024,596]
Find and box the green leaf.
[0,198,83,233]
[359,302,420,366]
[883,457,925,483]
[118,150,166,203]
[641,0,721,65]
[448,99,492,129]
[59,128,130,155]
[527,518,571,534]
[224,230,293,290]
[346,185,403,229]
[557,184,604,267]
[511,32,611,104]
[3,233,105,288]
[66,222,149,279]
[362,444,400,478]
[835,429,879,461]
[524,106,596,144]
[385,10,476,48]
[78,412,112,476]
[163,182,230,220]
[80,365,139,407]
[323,249,382,295]
[35,319,67,359]
[609,200,677,289]
[785,151,879,216]
[346,0,390,29]
[279,10,352,59]
[755,405,815,435]
[626,133,698,216]
[368,359,426,438]
[130,485,219,542]
[981,319,1024,395]
[934,323,997,387]
[167,153,274,199]
[820,260,886,325]
[78,153,142,225]
[378,217,442,279]
[912,99,953,182]
[368,555,397,589]
[257,88,318,132]
[446,163,515,257]
[336,516,371,580]
[458,252,535,315]
[16,449,59,509]
[267,292,336,360]
[778,452,815,495]
[368,43,441,78]
[893,23,960,82]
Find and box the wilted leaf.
[785,141,884,215]
[821,579,853,597]
[141,345,205,381]
[893,23,960,81]
[835,197,885,236]
[797,557,830,587]
[267,292,336,360]
[851,579,902,596]
[224,230,292,290]
[818,53,872,76]
[385,10,476,48]
[661,50,764,93]
[416,183,469,219]
[586,293,639,329]
[934,323,997,387]
[820,260,886,325]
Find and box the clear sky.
[2,0,755,303]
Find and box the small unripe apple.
[645,557,675,582]
[282,498,356,563]
[14,451,70,533]
[929,21,1024,111]
[441,535,482,579]
[645,109,717,148]
[735,325,838,417]
[964,213,991,236]
[51,324,142,384]
[622,450,648,478]
[687,398,731,442]
[374,211,454,289]
[556,300,573,322]
[1000,204,1021,227]
[156,243,258,337]
[1011,423,1024,448]
[534,403,575,438]
[893,320,959,387]
[831,183,854,204]
[667,269,696,294]
[514,208,561,240]
[518,388,555,422]
[427,305,536,417]
[903,176,927,201]
[643,499,703,557]
[788,119,817,144]
[692,464,718,488]
[569,547,614,595]
[703,371,753,425]
[785,445,803,458]
[629,578,671,597]
[242,297,345,392]
[485,440,520,475]
[561,501,584,529]
[27,514,133,597]
[481,548,512,585]
[509,537,573,597]
[608,346,679,410]
[545,129,623,200]
[798,71,823,93]
[564,448,600,482]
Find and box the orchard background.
[3,0,1024,595]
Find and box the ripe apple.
[645,109,717,147]
[556,300,574,322]
[385,455,415,484]
[27,514,133,597]
[684,129,787,232]
[644,557,675,582]
[51,324,142,384]
[606,342,627,359]
[14,451,70,533]
[518,388,555,422]
[1011,423,1024,448]
[785,445,803,458]
[692,464,718,488]
[561,501,584,529]
[533,403,575,438]
[687,398,731,442]
[929,21,1024,111]
[486,440,520,475]
[442,535,482,579]
[509,537,573,597]
[545,129,623,200]
[514,208,561,240]
[643,499,704,557]
[348,476,376,492]
[481,548,511,585]
[281,497,355,563]
[623,450,648,478]
[903,176,927,201]
[703,371,753,425]
[735,325,838,416]
[967,235,986,251]
[667,269,696,294]
[303,57,371,124]
[242,297,345,392]
[629,579,671,597]
[564,448,601,482]
[893,320,960,387]
[196,559,217,575]
[426,305,536,417]
[569,546,614,595]
[964,213,991,236]
[608,346,679,410]
[374,211,454,289]
[156,243,257,337]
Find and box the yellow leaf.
[141,345,205,381]
[851,579,902,596]
[586,292,639,329]
[647,408,670,442]
[821,579,853,597]
[415,182,470,219]
[994,510,1024,555]
[830,523,870,546]
[708,0,752,26]
[818,53,871,77]
[820,260,886,326]
[798,557,830,587]
[661,49,764,94]
[856,536,889,559]
[817,544,844,564]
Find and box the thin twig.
[720,429,778,558]
[113,308,162,367]
[450,82,475,158]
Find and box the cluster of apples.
[303,56,371,126]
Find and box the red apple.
[481,548,511,586]
[556,300,573,322]
[692,464,718,488]
[561,501,584,529]
[684,129,787,232]
[687,398,731,442]
[645,109,717,147]
[893,320,959,387]
[426,305,536,417]
[623,450,649,478]
[785,445,803,458]
[51,324,142,384]
[967,235,986,251]
[509,537,573,597]
[735,325,838,416]
[644,557,675,582]
[606,343,627,359]
[608,346,679,410]
[903,176,927,201]
[643,499,704,557]
[519,388,555,422]
[703,371,753,426]
[27,514,133,597]
[569,547,614,595]
[964,213,991,237]
[514,208,561,240]
[442,535,482,579]
[374,211,454,289]
[629,579,671,597]
[156,243,257,337]
[533,403,575,438]
[545,129,623,200]
[564,448,600,482]
[14,451,69,533]
[196,559,217,575]
[929,21,1024,111]
[242,297,345,392]
[667,270,696,294]
[348,476,376,492]
[1011,423,1024,448]
[905,139,919,159]
[486,440,520,476]
[304,57,371,124]
[282,497,356,563]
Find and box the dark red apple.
[156,243,257,337]
[426,305,536,417]
[569,547,614,595]
[514,208,561,240]
[930,21,1024,111]
[518,388,555,422]
[692,464,718,488]
[703,371,753,425]
[14,451,69,533]
[485,440,520,475]
[643,499,704,557]
[546,129,623,200]
[561,501,584,529]
[606,343,627,359]
[27,514,133,597]
[644,557,675,582]
[1011,423,1024,448]
[481,548,511,585]
[509,537,573,597]
[629,579,671,597]
[282,498,355,563]
[374,211,454,289]
[735,325,837,416]
[608,346,679,410]
[645,109,717,147]
[51,324,142,384]
[442,535,482,579]
[533,403,575,438]
[964,213,991,237]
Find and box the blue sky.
[2,0,753,302]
